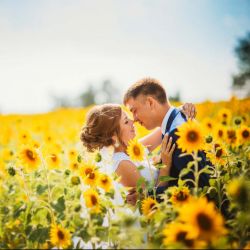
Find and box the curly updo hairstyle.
[80,104,122,152]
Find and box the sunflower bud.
[74,204,81,212]
[233,117,242,125]
[71,176,80,185]
[95,152,102,162]
[64,169,71,176]
[206,135,213,143]
[8,167,16,176]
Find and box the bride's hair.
[80,104,122,152]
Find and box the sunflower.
[217,108,232,125]
[0,148,14,162]
[98,173,113,192]
[79,163,99,187]
[201,117,214,133]
[141,197,158,218]
[19,146,41,172]
[46,152,61,169]
[206,142,227,166]
[213,124,226,142]
[83,188,101,213]
[169,186,191,206]
[68,148,78,161]
[50,224,71,249]
[227,178,248,205]
[69,161,80,172]
[162,222,205,248]
[226,128,238,147]
[237,125,250,145]
[176,120,205,154]
[127,138,145,161]
[18,130,31,145]
[178,197,227,241]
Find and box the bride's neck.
[114,145,127,153]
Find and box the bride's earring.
[114,139,120,148]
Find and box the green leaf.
[158,176,177,182]
[36,184,48,195]
[137,165,145,171]
[51,196,66,214]
[209,178,216,186]
[28,225,49,243]
[199,166,213,175]
[77,155,82,163]
[179,168,191,178]
[13,204,27,218]
[136,177,146,190]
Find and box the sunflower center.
[57,230,65,240]
[85,168,92,175]
[227,130,236,139]
[26,150,35,161]
[218,130,223,137]
[51,154,57,162]
[197,213,212,231]
[176,231,194,247]
[133,146,141,156]
[215,144,223,158]
[91,195,98,205]
[73,163,78,169]
[102,177,108,184]
[89,172,95,179]
[207,123,212,128]
[176,191,188,201]
[149,203,157,212]
[242,130,249,138]
[223,113,227,118]
[187,130,198,142]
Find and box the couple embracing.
[80,78,210,205]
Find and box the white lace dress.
[111,151,159,204]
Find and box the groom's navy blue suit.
[155,108,210,196]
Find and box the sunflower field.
[0,96,249,249]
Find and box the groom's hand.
[181,103,196,119]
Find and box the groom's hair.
[123,77,167,104]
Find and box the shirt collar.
[161,106,174,135]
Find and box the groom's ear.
[146,96,156,109]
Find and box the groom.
[124,78,210,203]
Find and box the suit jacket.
[155,109,210,196]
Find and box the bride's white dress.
[112,151,158,204]
[73,148,158,249]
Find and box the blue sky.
[0,0,249,113]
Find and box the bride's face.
[119,111,136,145]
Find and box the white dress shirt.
[161,106,186,135]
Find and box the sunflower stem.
[146,155,156,200]
[38,149,56,224]
[193,152,199,196]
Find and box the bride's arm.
[115,160,143,188]
[139,127,162,152]
[139,103,196,152]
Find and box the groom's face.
[126,95,156,130]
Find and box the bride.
[80,103,195,204]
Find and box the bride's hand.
[180,103,196,119]
[161,134,176,168]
